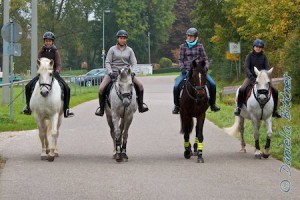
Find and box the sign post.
[229,42,241,80]
[1,20,23,120]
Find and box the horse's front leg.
[47,113,60,162]
[106,113,116,158]
[251,117,262,159]
[37,119,48,160]
[112,113,122,162]
[195,114,205,163]
[120,115,133,162]
[263,117,273,158]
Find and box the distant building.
[133,64,153,75]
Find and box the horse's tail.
[224,116,240,137]
[180,115,194,135]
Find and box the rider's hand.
[181,69,187,76]
[109,72,116,80]
[53,71,59,77]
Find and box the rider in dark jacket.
[234,39,281,118]
[23,31,74,118]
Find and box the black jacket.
[244,50,269,81]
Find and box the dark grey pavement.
[0,76,299,200]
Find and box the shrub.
[159,57,172,68]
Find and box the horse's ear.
[254,67,260,76]
[37,59,41,69]
[267,67,273,76]
[50,59,54,67]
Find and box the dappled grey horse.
[30,58,64,162]
[225,67,274,159]
[105,68,137,162]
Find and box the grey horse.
[225,67,274,159]
[105,68,137,162]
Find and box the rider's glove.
[181,69,187,76]
[109,72,116,80]
[53,71,59,77]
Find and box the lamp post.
[102,8,110,68]
[148,32,151,64]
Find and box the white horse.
[225,67,274,159]
[30,57,64,162]
[105,68,137,162]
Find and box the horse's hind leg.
[263,117,273,158]
[195,114,205,163]
[112,115,122,162]
[106,114,116,158]
[38,124,48,160]
[239,117,246,153]
[181,115,193,159]
[47,114,59,162]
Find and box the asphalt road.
[0,76,299,200]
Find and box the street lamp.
[102,8,110,68]
[148,32,151,64]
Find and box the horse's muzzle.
[257,89,268,104]
[40,90,49,97]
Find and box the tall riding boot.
[172,87,180,114]
[137,90,149,113]
[272,88,281,118]
[95,92,106,116]
[207,82,220,112]
[23,86,32,115]
[62,81,74,118]
[234,90,244,116]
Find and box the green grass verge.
[207,94,300,169]
[0,84,98,132]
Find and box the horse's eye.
[50,73,53,76]
[255,81,258,84]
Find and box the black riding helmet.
[116,30,128,38]
[253,39,264,48]
[43,31,55,41]
[186,28,198,37]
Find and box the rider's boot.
[137,90,149,113]
[95,92,106,116]
[234,91,243,116]
[23,105,32,115]
[272,87,281,118]
[207,82,220,112]
[64,109,74,118]
[210,103,220,112]
[234,107,241,116]
[172,87,180,114]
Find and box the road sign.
[229,42,241,54]
[3,42,21,56]
[226,51,239,61]
[1,21,23,43]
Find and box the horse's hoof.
[112,154,116,159]
[254,154,262,159]
[121,153,128,162]
[41,155,48,160]
[262,153,270,159]
[115,153,122,162]
[47,155,55,162]
[184,150,192,159]
[240,148,246,153]
[193,151,198,156]
[197,157,204,163]
[46,150,50,154]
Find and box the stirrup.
[272,111,281,118]
[64,109,74,118]
[95,107,104,116]
[22,108,32,115]
[210,105,220,112]
[139,103,149,113]
[234,107,241,116]
[172,106,180,114]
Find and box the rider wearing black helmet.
[95,30,149,116]
[23,31,74,118]
[172,27,220,114]
[234,39,281,118]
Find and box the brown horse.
[180,59,209,163]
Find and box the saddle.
[243,84,254,104]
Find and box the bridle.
[253,81,271,120]
[39,74,54,93]
[185,69,206,104]
[114,81,134,118]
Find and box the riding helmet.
[43,31,55,41]
[116,30,128,38]
[186,28,198,37]
[253,39,264,48]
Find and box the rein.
[252,83,271,120]
[185,75,206,103]
[39,76,54,92]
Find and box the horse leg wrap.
[184,141,190,148]
[197,142,203,151]
[265,138,271,149]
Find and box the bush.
[159,57,172,68]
